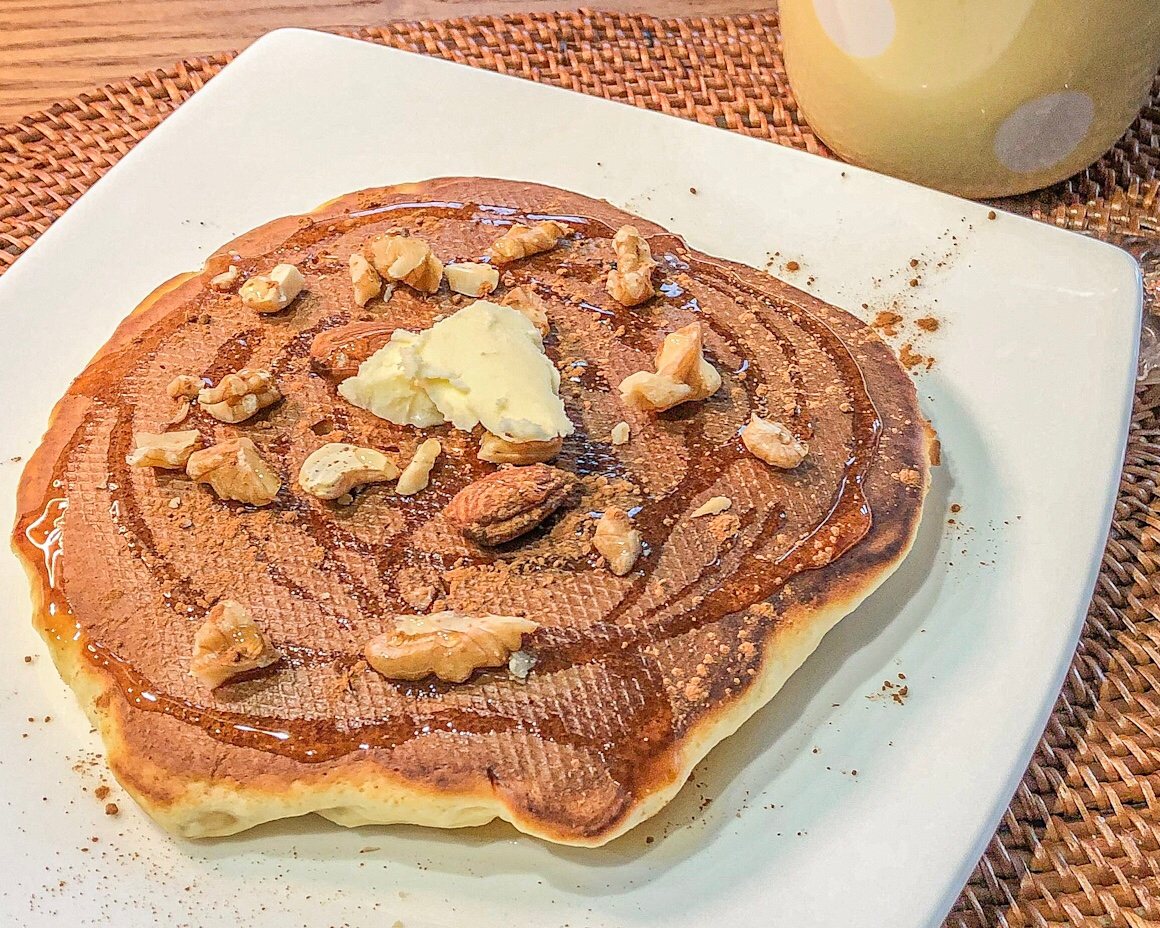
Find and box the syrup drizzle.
[14,199,882,791]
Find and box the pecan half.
[364,611,539,683]
[444,463,574,545]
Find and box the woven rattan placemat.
[3,11,1159,927]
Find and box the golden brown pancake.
[12,178,932,845]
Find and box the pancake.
[12,178,933,846]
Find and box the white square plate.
[0,29,1142,928]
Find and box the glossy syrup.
[13,198,881,787]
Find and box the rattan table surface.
[3,11,1160,927]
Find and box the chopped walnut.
[126,430,201,469]
[298,443,399,500]
[190,600,279,688]
[198,369,281,424]
[619,322,721,412]
[691,496,731,518]
[606,225,657,306]
[238,264,306,313]
[499,286,549,336]
[364,234,443,293]
[478,432,562,465]
[741,414,809,469]
[167,375,202,400]
[593,506,643,576]
[396,438,441,496]
[349,253,383,306]
[209,265,241,292]
[364,611,538,683]
[186,437,281,506]
[444,262,499,298]
[488,221,570,264]
[610,421,631,445]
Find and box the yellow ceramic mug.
[780,0,1160,198]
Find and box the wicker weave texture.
[2,11,1160,927]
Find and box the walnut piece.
[619,322,722,412]
[298,443,399,500]
[364,611,538,683]
[126,430,201,469]
[593,506,643,576]
[478,432,563,465]
[691,495,732,518]
[186,437,281,506]
[610,421,631,445]
[239,263,306,314]
[167,374,202,400]
[190,600,279,688]
[488,221,570,264]
[395,438,442,496]
[349,253,383,306]
[444,262,499,298]
[499,286,549,336]
[198,369,281,424]
[364,234,443,294]
[445,463,574,545]
[741,414,809,469]
[606,225,657,307]
[209,265,241,292]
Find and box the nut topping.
[167,375,202,400]
[364,611,538,683]
[395,438,442,496]
[445,463,574,545]
[209,265,241,292]
[349,253,383,306]
[190,600,279,689]
[741,414,809,469]
[478,432,563,465]
[499,286,549,336]
[610,421,631,445]
[593,506,643,576]
[310,320,395,382]
[606,225,657,307]
[444,262,499,298]
[691,495,732,518]
[487,220,570,264]
[364,234,443,294]
[186,437,281,506]
[619,322,722,412]
[126,430,201,469]
[239,263,306,314]
[198,369,281,424]
[298,443,399,500]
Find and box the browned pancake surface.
[13,178,930,844]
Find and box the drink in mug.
[780,0,1160,197]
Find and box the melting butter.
[339,300,574,443]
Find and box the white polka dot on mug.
[780,0,1160,197]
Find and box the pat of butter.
[338,300,574,443]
